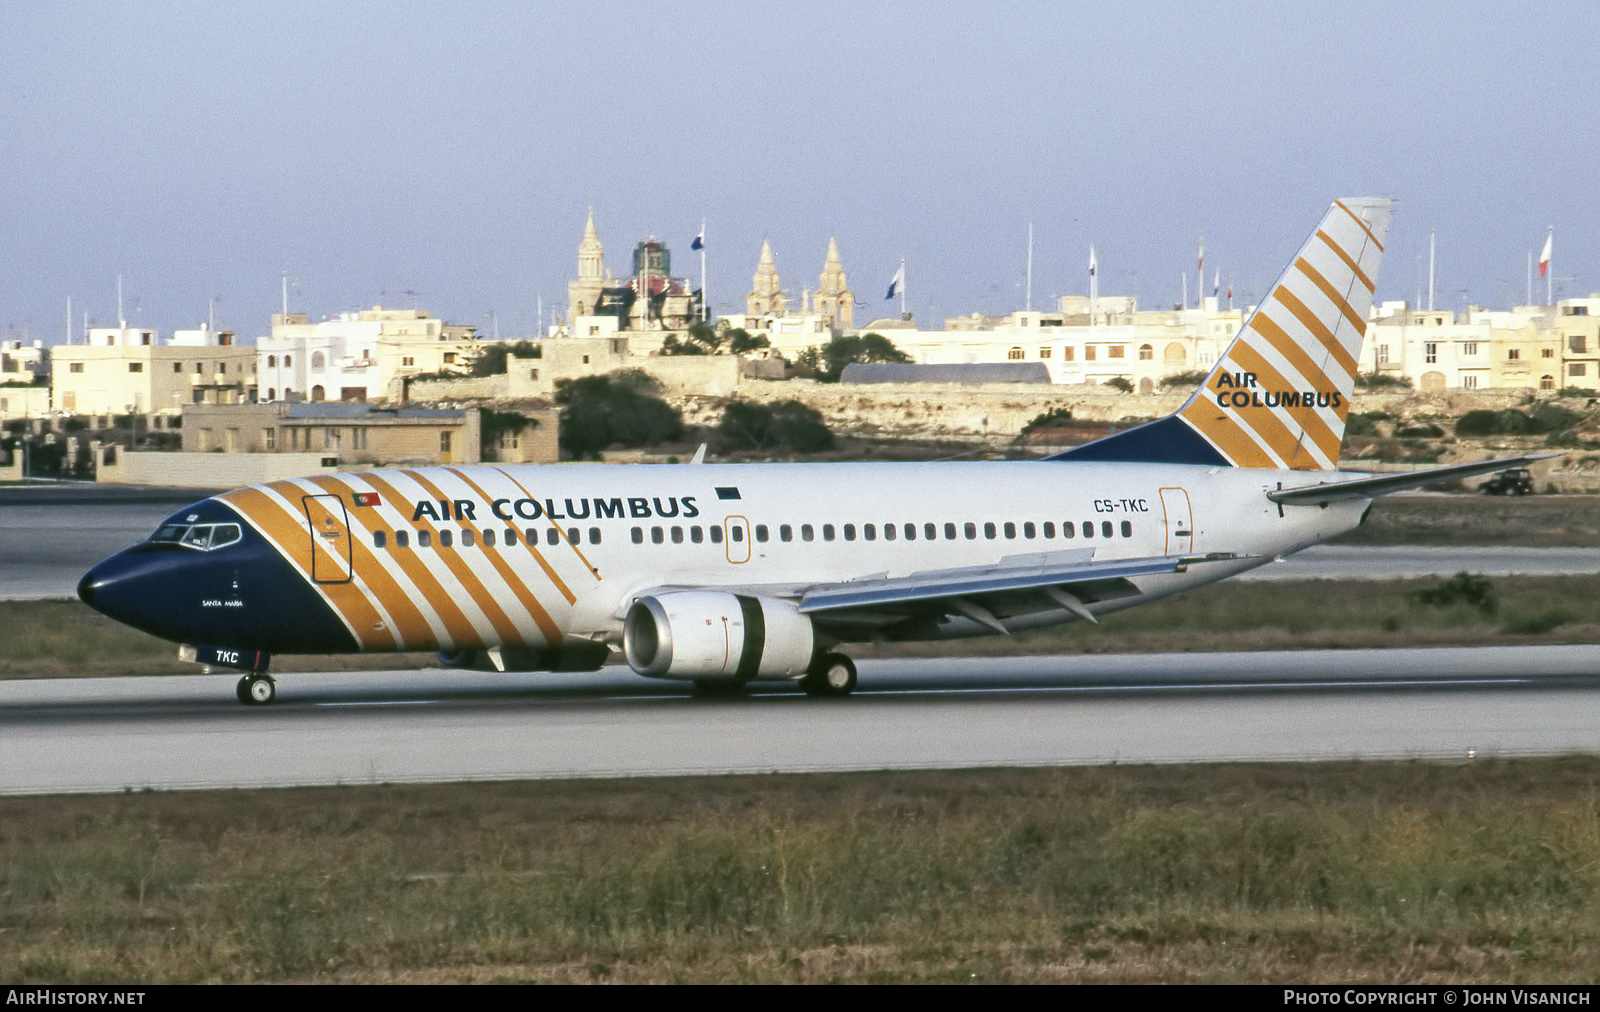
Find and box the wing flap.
[798,551,1253,614]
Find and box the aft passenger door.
[723,515,750,564]
[302,494,353,583]
[1158,487,1193,555]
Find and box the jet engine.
[624,591,815,681]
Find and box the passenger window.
[671,526,684,544]
[547,529,559,546]
[945,523,957,540]
[1062,522,1074,539]
[1121,520,1133,537]
[906,523,918,540]
[1023,522,1035,539]
[1082,521,1094,538]
[1003,522,1016,539]
[964,523,977,540]
[983,522,996,539]
[589,528,601,545]
[755,524,769,543]
[1042,522,1055,539]
[631,527,643,544]
[780,524,793,542]
[418,530,432,548]
[843,524,856,541]
[926,523,938,540]
[395,530,409,548]
[883,523,895,541]
[461,529,475,547]
[526,528,539,545]
[483,529,496,547]
[651,526,664,544]
[373,531,387,548]
[567,527,579,544]
[440,530,453,548]
[863,523,875,541]
[691,526,704,543]
[710,526,724,544]
[802,524,814,542]
[823,524,835,542]
[1101,521,1113,538]
[504,528,517,545]
[731,526,744,542]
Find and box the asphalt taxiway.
[4,645,1599,795]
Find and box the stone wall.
[95,448,338,487]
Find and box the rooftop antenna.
[281,273,289,316]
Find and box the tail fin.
[1052,198,1391,470]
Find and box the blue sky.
[2,0,1594,343]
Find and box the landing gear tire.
[802,653,857,697]
[236,673,276,706]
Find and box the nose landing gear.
[236,673,276,705]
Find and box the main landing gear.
[235,673,276,706]
[801,652,857,697]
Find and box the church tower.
[815,236,854,330]
[566,209,608,325]
[746,240,788,317]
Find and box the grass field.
[6,761,1600,983]
[7,571,1597,678]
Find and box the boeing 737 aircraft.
[79,198,1547,704]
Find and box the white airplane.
[78,198,1547,704]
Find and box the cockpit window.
[152,522,242,551]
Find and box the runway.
[5,645,1600,795]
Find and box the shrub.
[1355,372,1413,389]
[1160,370,1209,389]
[1102,376,1133,394]
[1021,408,1074,435]
[1411,572,1496,616]
[554,370,683,459]
[716,400,834,454]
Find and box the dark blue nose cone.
[77,499,358,654]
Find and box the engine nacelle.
[624,591,815,681]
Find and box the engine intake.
[624,591,815,681]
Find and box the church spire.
[578,208,604,280]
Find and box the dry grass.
[7,762,1600,983]
[1332,493,1600,546]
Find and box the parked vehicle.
[1480,468,1534,495]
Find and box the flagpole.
[700,219,707,323]
[1428,231,1435,312]
[1546,228,1554,306]
[1025,223,1033,313]
[1527,249,1533,307]
[1088,246,1097,327]
[1197,236,1203,312]
[900,258,906,318]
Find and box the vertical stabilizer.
[1052,198,1391,469]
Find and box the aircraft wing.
[780,548,1255,633]
[1267,453,1563,506]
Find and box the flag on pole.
[885,262,905,300]
[691,230,704,251]
[1212,269,1220,297]
[1198,237,1204,275]
[1539,231,1552,278]
[1089,248,1097,276]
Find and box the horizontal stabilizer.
[1267,454,1562,506]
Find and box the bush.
[1159,370,1208,389]
[816,333,912,382]
[1102,376,1133,394]
[1021,408,1074,435]
[715,400,834,454]
[1355,372,1413,389]
[468,341,540,377]
[554,370,683,459]
[1457,406,1582,438]
[1411,572,1496,616]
